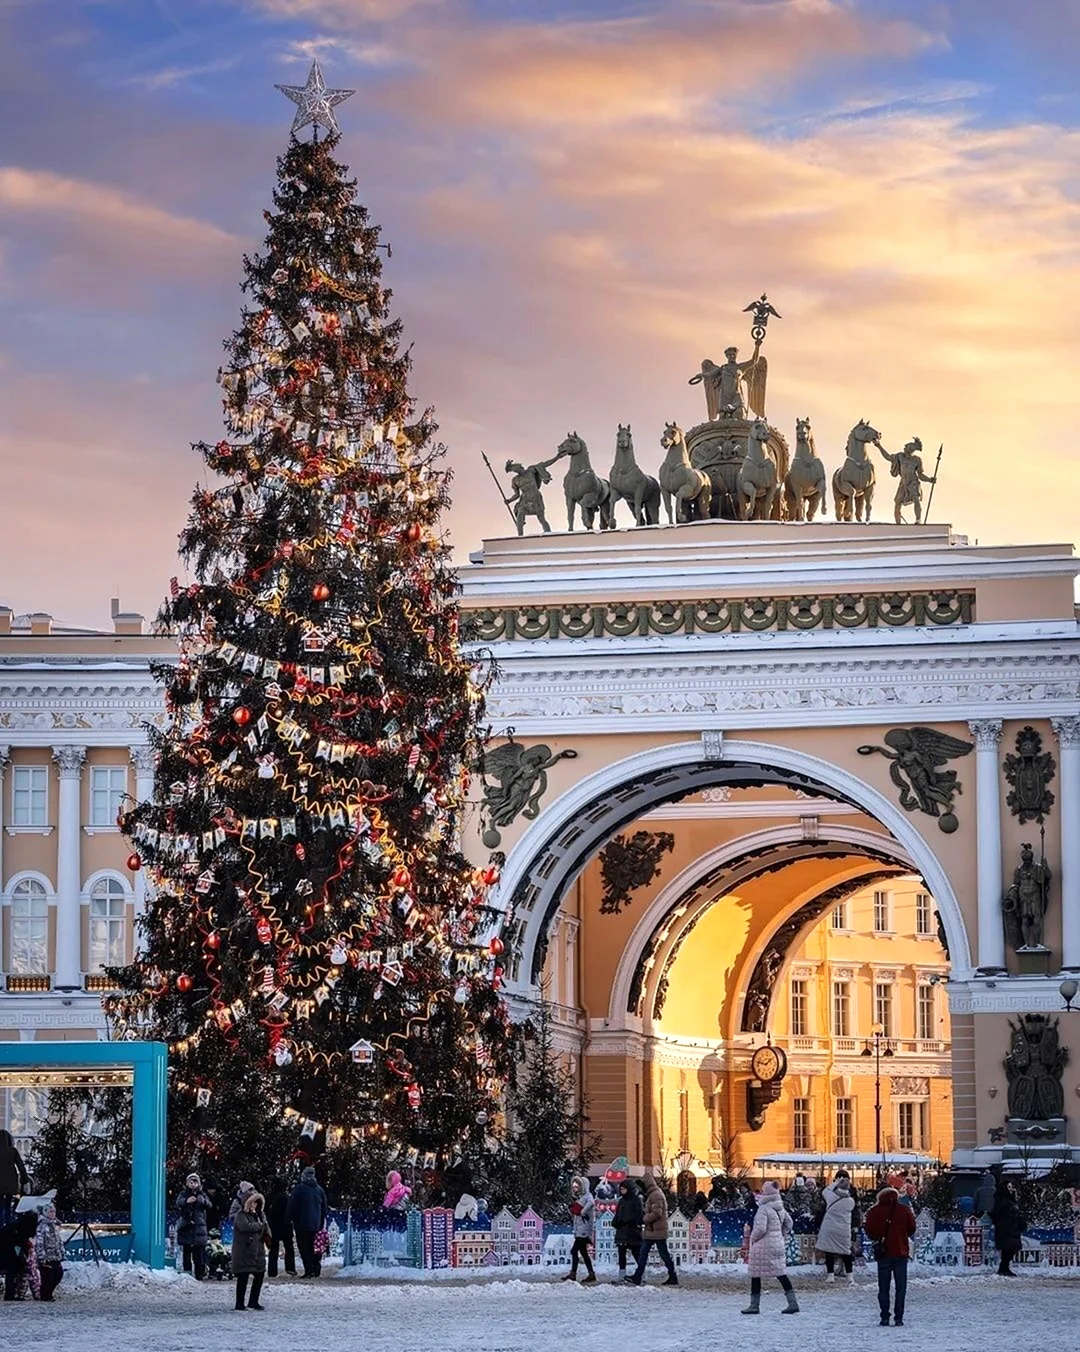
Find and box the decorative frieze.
[466,591,975,642]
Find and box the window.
[790,980,808,1037]
[90,766,127,827]
[9,879,49,974]
[915,891,933,936]
[793,1098,811,1151]
[831,900,849,930]
[6,1086,48,1148]
[897,1100,928,1151]
[11,766,48,826]
[89,878,127,971]
[835,1098,854,1150]
[832,981,851,1037]
[917,985,936,1041]
[874,983,894,1038]
[873,889,891,933]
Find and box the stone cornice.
[948,976,1080,1015]
[482,646,1080,733]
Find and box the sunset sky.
[2,0,1078,627]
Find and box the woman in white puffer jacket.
[816,1177,856,1282]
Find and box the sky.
[1,0,1079,628]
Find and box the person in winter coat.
[816,1177,856,1282]
[972,1170,996,1217]
[612,1178,644,1282]
[231,1190,271,1311]
[228,1180,256,1223]
[743,1181,798,1314]
[0,1210,38,1301]
[35,1202,64,1301]
[266,1177,296,1278]
[286,1166,327,1278]
[175,1172,210,1280]
[864,1185,917,1327]
[562,1175,597,1284]
[989,1180,1026,1276]
[628,1173,678,1286]
[0,1130,30,1228]
[383,1170,412,1210]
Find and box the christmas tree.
[107,64,511,1186]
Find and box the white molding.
[642,800,860,821]
[4,826,54,837]
[82,826,120,836]
[948,977,1080,1015]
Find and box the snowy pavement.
[2,1265,1078,1352]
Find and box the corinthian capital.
[967,719,1002,750]
[1051,716,1080,749]
[129,744,157,777]
[51,745,87,778]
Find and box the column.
[129,745,156,953]
[1051,717,1080,970]
[52,745,86,990]
[0,745,9,898]
[968,720,1004,973]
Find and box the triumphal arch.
[460,305,1080,1177]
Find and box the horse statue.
[559,431,616,531]
[609,423,660,526]
[736,419,779,521]
[783,416,827,521]
[659,421,711,523]
[832,419,881,522]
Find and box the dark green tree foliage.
[491,997,600,1218]
[107,132,511,1178]
[26,1088,133,1215]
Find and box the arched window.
[89,877,127,972]
[9,879,49,974]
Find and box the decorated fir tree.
[107,66,511,1186]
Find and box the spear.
[924,443,944,520]
[480,451,517,527]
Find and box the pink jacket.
[747,1193,792,1277]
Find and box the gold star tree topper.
[276,58,355,138]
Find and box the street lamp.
[861,1023,895,1158]
[1060,979,1079,1012]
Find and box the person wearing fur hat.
[176,1172,210,1280]
[743,1181,798,1314]
[287,1166,327,1278]
[228,1179,256,1222]
[562,1175,597,1284]
[628,1173,678,1286]
[35,1202,64,1301]
[231,1190,271,1311]
[816,1176,856,1283]
[864,1185,916,1327]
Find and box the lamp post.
[1060,978,1079,1012]
[861,1023,895,1158]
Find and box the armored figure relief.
[1004,1014,1067,1121]
[1003,841,1051,951]
[857,726,974,833]
[876,436,936,524]
[479,736,578,848]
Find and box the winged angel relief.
[857,726,974,833]
[479,736,578,848]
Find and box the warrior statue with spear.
[481,449,567,536]
[876,436,942,524]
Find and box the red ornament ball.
[177,973,194,993]
[311,582,331,602]
[404,523,422,544]
[390,864,412,890]
[232,706,252,727]
[126,852,142,872]
[489,936,505,957]
[295,843,306,861]
[204,931,221,951]
[482,866,500,887]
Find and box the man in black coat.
[267,1177,296,1277]
[286,1167,327,1277]
[613,1179,644,1282]
[990,1181,1026,1276]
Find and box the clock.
[750,1044,787,1084]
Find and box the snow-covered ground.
[2,1263,1078,1351]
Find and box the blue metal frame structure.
[0,1040,167,1268]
